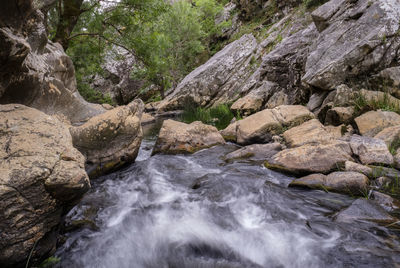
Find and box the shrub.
[303,0,329,9]
[181,103,237,130]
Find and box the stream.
[55,121,400,268]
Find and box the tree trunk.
[52,0,84,50]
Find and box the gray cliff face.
[0,0,105,125]
[303,0,400,90]
[158,0,400,116]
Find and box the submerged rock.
[289,172,369,196]
[265,140,353,175]
[152,120,225,155]
[0,104,90,267]
[335,198,393,223]
[70,100,144,178]
[224,143,281,162]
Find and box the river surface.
[56,121,400,268]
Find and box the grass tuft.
[181,103,237,130]
[352,92,400,115]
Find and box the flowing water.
[56,121,400,268]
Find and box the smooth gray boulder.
[157,34,257,111]
[303,0,400,90]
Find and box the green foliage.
[389,138,400,155]
[181,104,237,130]
[303,0,329,9]
[353,92,400,115]
[78,83,115,105]
[39,257,61,268]
[49,0,226,103]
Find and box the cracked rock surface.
[0,104,90,267]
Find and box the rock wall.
[158,0,400,116]
[0,0,105,125]
[0,104,90,267]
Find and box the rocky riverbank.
[1,0,400,266]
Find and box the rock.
[370,66,400,98]
[289,172,369,196]
[236,105,314,145]
[354,110,400,137]
[0,2,105,124]
[157,34,257,111]
[0,104,90,267]
[349,135,393,165]
[325,106,354,126]
[394,148,400,169]
[314,84,355,122]
[141,113,156,125]
[70,100,144,178]
[325,124,346,139]
[230,81,278,116]
[374,125,400,147]
[220,121,238,142]
[282,119,335,147]
[303,0,400,90]
[152,120,225,155]
[371,191,399,212]
[311,0,347,32]
[335,199,393,223]
[265,140,353,175]
[307,91,329,111]
[345,161,372,177]
[264,91,289,109]
[89,48,146,104]
[224,143,281,161]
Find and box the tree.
[47,0,226,102]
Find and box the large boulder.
[0,0,105,124]
[354,110,400,137]
[0,104,90,267]
[70,100,144,178]
[152,120,226,155]
[236,105,314,145]
[303,0,400,90]
[289,172,369,196]
[349,135,393,165]
[265,140,353,175]
[282,119,336,147]
[157,34,257,111]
